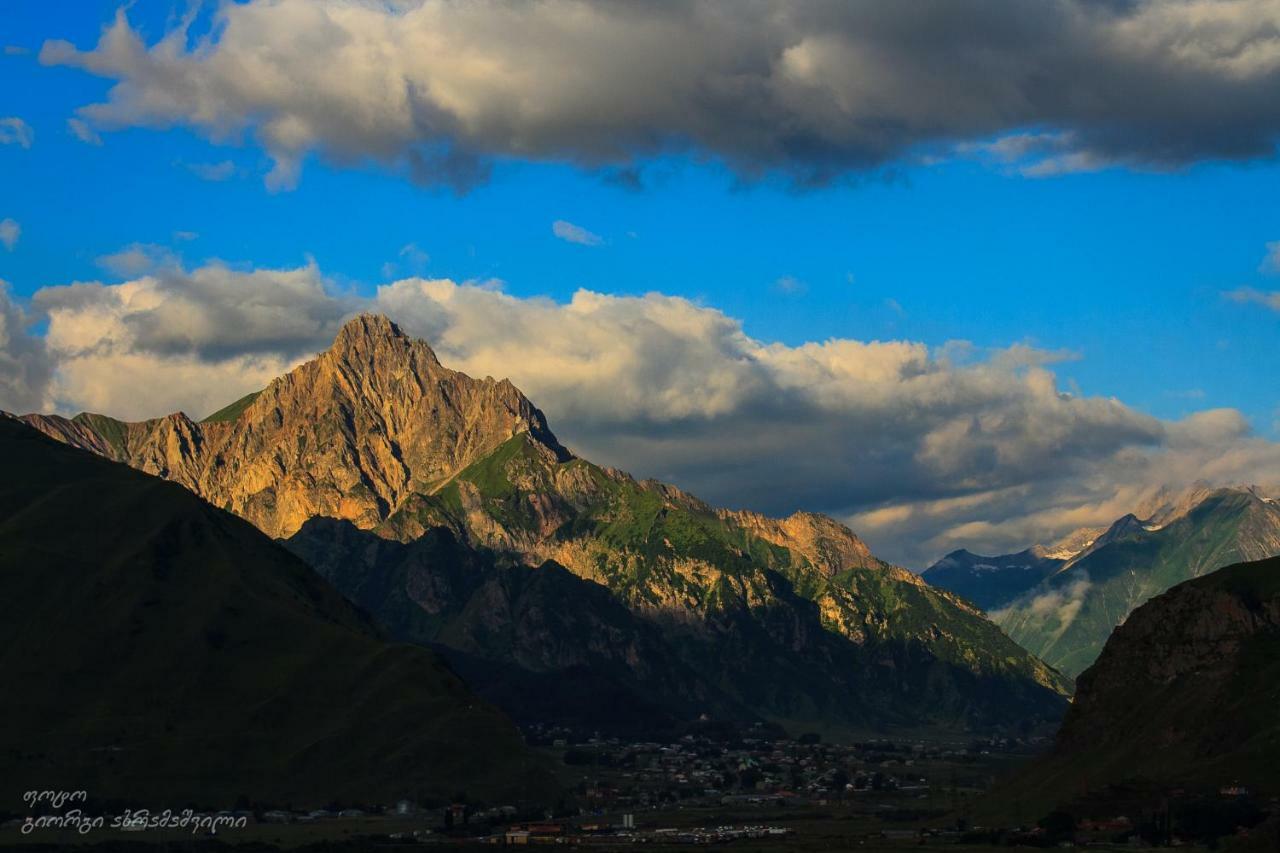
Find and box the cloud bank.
[7,257,1280,565]
[39,0,1280,189]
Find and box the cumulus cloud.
[0,219,20,251]
[24,256,1280,564]
[0,117,33,148]
[0,283,53,414]
[552,220,603,246]
[37,261,357,363]
[31,259,360,419]
[36,1,1280,190]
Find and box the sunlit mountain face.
[3,1,1280,848]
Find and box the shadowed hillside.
[990,554,1280,823]
[0,416,552,809]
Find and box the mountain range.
[16,314,1069,734]
[0,415,550,808]
[925,485,1280,677]
[921,545,1072,613]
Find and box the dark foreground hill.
[994,554,1280,821]
[0,417,551,809]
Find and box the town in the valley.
[13,725,1263,850]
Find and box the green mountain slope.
[999,554,1280,818]
[285,504,1064,732]
[995,490,1280,677]
[0,416,550,808]
[201,389,261,422]
[380,431,1067,701]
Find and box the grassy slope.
[200,390,262,423]
[0,417,551,809]
[370,434,1069,729]
[998,492,1274,677]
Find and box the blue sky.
[3,1,1280,561]
[5,2,1275,435]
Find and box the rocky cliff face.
[21,315,568,539]
[17,314,1070,730]
[717,508,880,576]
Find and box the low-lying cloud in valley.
[37,0,1280,190]
[4,257,1280,566]
[994,576,1095,637]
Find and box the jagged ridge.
[993,488,1280,677]
[16,314,1070,730]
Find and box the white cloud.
[32,260,357,420]
[992,575,1093,638]
[552,220,603,246]
[38,1,1280,190]
[0,117,33,149]
[0,282,53,413]
[37,260,357,363]
[24,258,1280,565]
[0,219,20,251]
[66,117,102,146]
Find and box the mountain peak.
[20,312,569,538]
[336,312,406,342]
[328,313,434,362]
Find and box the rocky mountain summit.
[22,315,567,538]
[17,314,1069,731]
